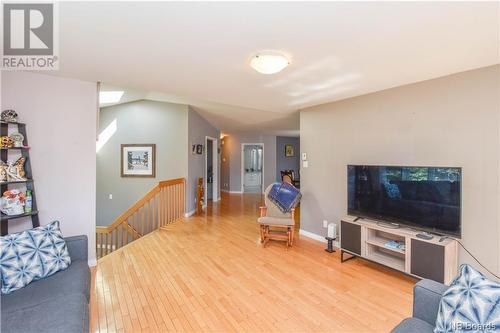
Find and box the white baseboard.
[299,229,340,248]
[184,210,196,218]
[299,229,327,243]
[221,189,243,194]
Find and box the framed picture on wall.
[121,144,156,177]
[285,144,295,157]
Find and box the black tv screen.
[347,165,461,237]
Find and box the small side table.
[325,236,337,253]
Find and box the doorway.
[241,143,264,193]
[205,136,218,204]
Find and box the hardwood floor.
[90,193,415,333]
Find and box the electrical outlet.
[109,194,113,200]
[323,220,328,228]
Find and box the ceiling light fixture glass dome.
[250,52,290,74]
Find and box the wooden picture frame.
[121,144,156,178]
[285,144,294,157]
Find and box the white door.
[242,144,263,193]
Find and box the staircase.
[96,178,185,259]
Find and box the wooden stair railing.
[96,178,185,259]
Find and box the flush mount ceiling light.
[99,91,124,104]
[250,52,290,74]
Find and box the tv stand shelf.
[366,238,405,255]
[366,249,405,272]
[340,215,458,284]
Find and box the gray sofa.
[1,235,90,333]
[391,279,448,333]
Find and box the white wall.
[2,71,97,265]
[299,65,500,277]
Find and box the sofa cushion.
[0,221,71,294]
[391,318,434,333]
[1,260,90,314]
[435,264,500,333]
[1,293,88,333]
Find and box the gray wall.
[2,71,97,265]
[221,136,230,191]
[221,133,277,192]
[276,136,300,182]
[187,107,220,213]
[97,100,188,225]
[300,65,500,277]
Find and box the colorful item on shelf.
[1,109,18,123]
[9,132,24,148]
[0,190,26,216]
[24,190,32,213]
[0,136,13,148]
[0,162,8,182]
[6,157,26,181]
[385,240,405,251]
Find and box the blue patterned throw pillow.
[435,264,500,333]
[0,221,71,294]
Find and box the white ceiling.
[57,1,499,134]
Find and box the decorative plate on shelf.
[1,109,18,123]
[9,133,24,147]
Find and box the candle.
[327,223,336,238]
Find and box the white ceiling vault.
[56,1,498,135]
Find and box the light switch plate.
[301,152,307,161]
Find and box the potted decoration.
[1,190,26,215]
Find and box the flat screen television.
[347,165,461,237]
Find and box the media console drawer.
[341,221,361,255]
[411,239,445,283]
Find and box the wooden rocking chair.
[258,184,296,247]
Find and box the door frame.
[205,136,218,203]
[241,143,265,193]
